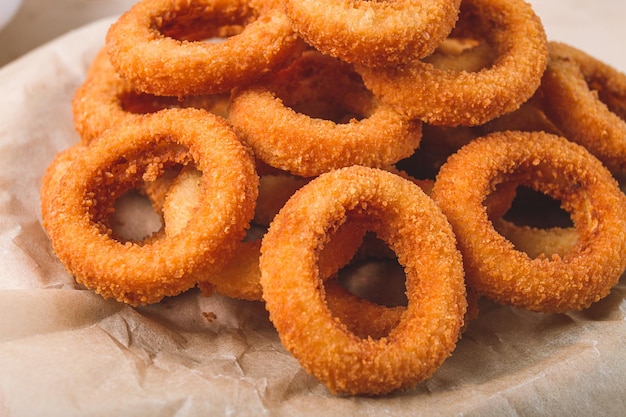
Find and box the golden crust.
[432,131,626,312]
[105,0,303,96]
[228,50,422,177]
[541,41,626,174]
[284,0,461,67]
[356,0,548,126]
[260,166,466,395]
[72,48,231,144]
[41,108,259,305]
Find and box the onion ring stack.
[41,0,626,397]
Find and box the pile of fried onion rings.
[41,0,626,396]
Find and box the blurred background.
[1,0,625,70]
[0,0,135,66]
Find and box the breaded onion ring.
[432,131,626,312]
[105,0,303,96]
[260,166,466,395]
[356,0,548,126]
[540,41,626,174]
[40,108,258,305]
[195,222,366,301]
[160,166,365,301]
[228,50,422,177]
[73,48,230,144]
[283,0,461,68]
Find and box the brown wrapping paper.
[1,17,625,416]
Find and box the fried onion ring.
[432,131,626,312]
[356,0,548,126]
[540,41,626,174]
[73,48,231,144]
[260,166,466,395]
[105,0,303,96]
[283,0,461,68]
[40,108,258,305]
[160,165,365,301]
[228,50,421,177]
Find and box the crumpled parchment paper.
[1,17,626,417]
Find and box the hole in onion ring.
[502,186,573,229]
[84,143,193,244]
[490,186,578,260]
[423,38,498,72]
[323,225,425,341]
[155,3,252,42]
[336,259,407,309]
[270,52,372,124]
[335,231,408,308]
[110,189,164,243]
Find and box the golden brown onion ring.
[540,41,626,174]
[356,0,548,127]
[73,48,230,144]
[228,50,421,177]
[160,166,365,301]
[283,0,461,68]
[105,0,303,96]
[40,108,258,305]
[260,166,466,395]
[432,131,626,312]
